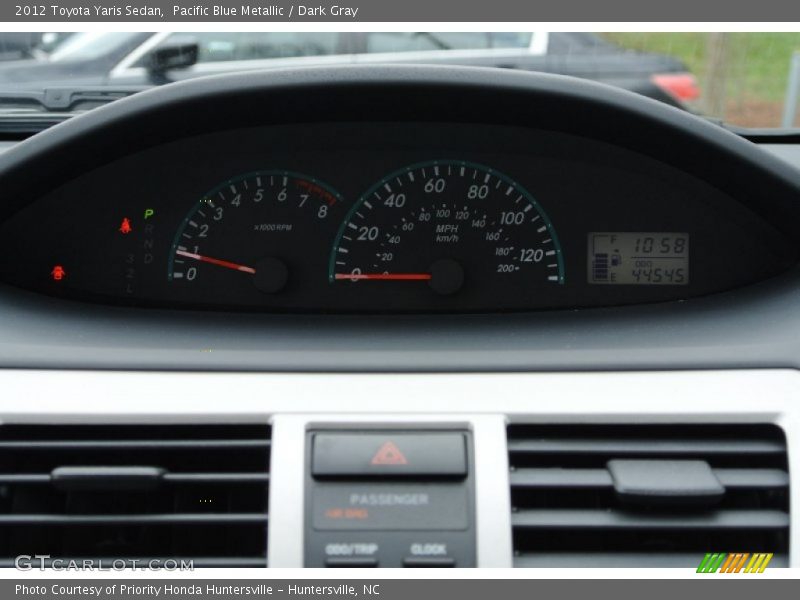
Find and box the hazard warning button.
[370,441,409,465]
[311,432,467,477]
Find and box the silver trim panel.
[0,368,795,568]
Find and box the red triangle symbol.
[370,441,408,465]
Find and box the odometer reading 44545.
[329,160,564,301]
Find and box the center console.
[304,427,476,567]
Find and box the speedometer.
[330,160,564,304]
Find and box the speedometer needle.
[334,259,463,295]
[175,249,256,274]
[334,273,432,281]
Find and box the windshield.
[48,32,145,62]
[604,32,800,129]
[0,31,797,129]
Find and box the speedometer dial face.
[168,171,341,307]
[330,160,564,309]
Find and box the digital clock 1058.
[588,232,689,285]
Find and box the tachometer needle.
[334,273,432,281]
[175,250,256,274]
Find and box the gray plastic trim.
[2,266,800,371]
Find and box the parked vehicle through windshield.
[0,32,798,128]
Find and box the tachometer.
[330,160,564,304]
[168,171,341,306]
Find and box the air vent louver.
[508,424,789,567]
[0,424,270,568]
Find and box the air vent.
[508,424,789,567]
[0,424,270,568]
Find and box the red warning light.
[119,217,132,234]
[51,265,66,281]
[370,441,408,465]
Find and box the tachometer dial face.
[330,160,564,308]
[168,171,341,307]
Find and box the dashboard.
[0,122,794,312]
[1,66,800,371]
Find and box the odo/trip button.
[325,557,378,568]
[312,432,467,477]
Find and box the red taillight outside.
[651,72,701,102]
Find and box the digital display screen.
[588,232,689,285]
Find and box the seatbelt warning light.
[50,265,66,281]
[119,217,132,234]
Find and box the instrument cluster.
[0,123,792,312]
